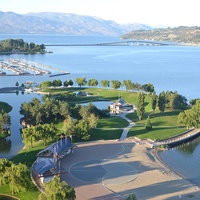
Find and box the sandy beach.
[60,139,200,200]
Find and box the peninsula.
[121,26,200,45]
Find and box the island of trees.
[0,38,46,54]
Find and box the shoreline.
[107,142,200,199]
[60,140,200,200]
[155,148,200,189]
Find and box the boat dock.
[0,59,69,76]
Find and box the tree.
[87,113,99,128]
[63,115,75,137]
[75,77,87,87]
[151,91,157,112]
[136,92,145,120]
[39,176,76,200]
[88,78,98,87]
[35,124,57,146]
[29,42,35,49]
[0,158,12,186]
[134,82,142,91]
[142,83,154,93]
[145,116,152,130]
[63,80,69,87]
[22,126,37,148]
[111,80,121,90]
[68,79,73,87]
[75,120,90,140]
[100,80,110,88]
[178,100,200,129]
[165,91,187,110]
[122,80,135,91]
[3,162,30,194]
[15,81,19,87]
[189,98,200,106]
[59,101,70,118]
[0,110,11,133]
[41,81,52,89]
[79,106,90,120]
[52,79,62,87]
[158,91,166,113]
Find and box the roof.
[37,138,73,157]
[34,159,56,176]
[117,98,125,105]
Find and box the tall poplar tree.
[151,91,157,112]
[136,92,145,120]
[158,91,166,113]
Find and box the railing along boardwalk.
[153,128,200,147]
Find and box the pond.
[0,92,44,159]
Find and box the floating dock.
[0,59,69,76]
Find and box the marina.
[0,59,69,76]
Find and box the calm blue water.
[0,35,200,182]
[0,92,44,158]
[159,137,200,186]
[0,35,199,100]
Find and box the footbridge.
[45,40,178,47]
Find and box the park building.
[109,98,135,114]
[32,137,74,184]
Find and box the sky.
[0,0,200,27]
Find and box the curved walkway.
[111,111,136,140]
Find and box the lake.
[0,35,200,100]
[159,137,200,186]
[0,35,200,183]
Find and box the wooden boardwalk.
[153,128,200,147]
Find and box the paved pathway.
[111,111,136,140]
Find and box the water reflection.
[176,136,200,155]
[159,136,200,186]
[0,139,11,153]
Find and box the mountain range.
[0,11,152,36]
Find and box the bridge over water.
[45,40,178,47]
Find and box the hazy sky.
[0,0,199,27]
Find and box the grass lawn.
[97,116,129,128]
[128,126,187,140]
[0,184,39,200]
[42,87,140,104]
[10,141,47,167]
[90,128,123,140]
[126,110,181,126]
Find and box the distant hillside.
[0,11,152,36]
[121,26,200,45]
